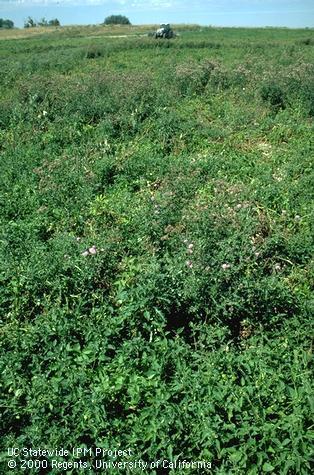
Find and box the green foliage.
[260,82,286,110]
[104,15,131,25]
[48,18,60,27]
[175,59,218,96]
[37,17,48,27]
[23,16,60,28]
[0,18,14,29]
[0,25,313,474]
[24,16,36,28]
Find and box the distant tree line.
[104,15,131,25]
[3,13,131,30]
[0,18,14,29]
[24,17,60,28]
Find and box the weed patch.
[0,25,313,474]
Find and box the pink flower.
[221,263,231,270]
[81,245,97,257]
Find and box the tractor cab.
[155,24,174,39]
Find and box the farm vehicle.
[155,24,175,39]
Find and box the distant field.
[0,25,313,474]
[0,23,202,40]
[0,24,147,40]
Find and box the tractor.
[155,24,174,39]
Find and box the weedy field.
[0,24,313,474]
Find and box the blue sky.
[1,1,314,28]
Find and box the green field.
[0,25,313,474]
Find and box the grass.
[0,24,313,474]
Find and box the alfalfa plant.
[260,82,286,112]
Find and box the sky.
[0,0,314,29]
